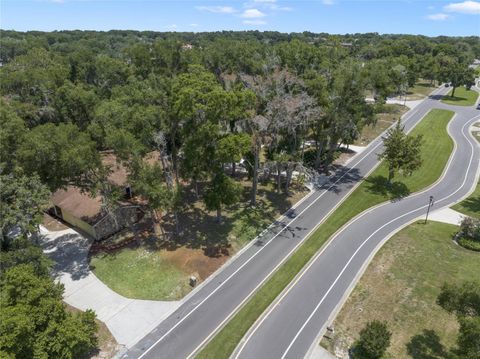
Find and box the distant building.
[182,43,194,50]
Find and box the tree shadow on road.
[406,329,449,359]
[365,175,410,201]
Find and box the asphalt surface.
[124,85,478,359]
[233,94,480,359]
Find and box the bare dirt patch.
[90,177,309,300]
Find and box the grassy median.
[441,86,479,106]
[452,182,479,219]
[197,108,455,358]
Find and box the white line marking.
[277,114,478,359]
[135,92,437,359]
[137,137,387,359]
[185,107,446,358]
[232,107,457,358]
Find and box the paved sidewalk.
[426,207,467,225]
[39,226,180,349]
[308,345,337,359]
[386,98,423,109]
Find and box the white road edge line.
[230,95,454,359]
[184,90,452,359]
[277,114,479,359]
[303,116,480,359]
[135,86,441,359]
[137,133,381,359]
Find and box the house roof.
[51,150,162,223]
[101,151,129,187]
[51,186,104,225]
[101,150,162,187]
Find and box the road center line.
[277,114,478,359]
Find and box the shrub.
[458,217,480,251]
[0,264,98,358]
[353,320,391,359]
[458,237,480,252]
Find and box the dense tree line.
[0,29,477,357]
[0,29,477,228]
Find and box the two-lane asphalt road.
[124,85,462,359]
[233,99,480,359]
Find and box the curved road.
[124,85,475,359]
[233,98,480,359]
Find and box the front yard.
[90,179,308,300]
[197,109,456,359]
[321,221,480,358]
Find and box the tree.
[0,47,68,107]
[0,171,50,248]
[353,320,391,359]
[437,281,480,358]
[458,217,480,243]
[131,161,179,236]
[53,81,98,130]
[217,133,251,177]
[379,120,423,184]
[0,264,97,359]
[204,172,242,222]
[0,237,52,277]
[456,317,480,359]
[437,56,475,97]
[0,101,26,172]
[17,123,101,191]
[437,281,480,318]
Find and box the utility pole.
[424,195,434,224]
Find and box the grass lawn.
[452,182,480,219]
[197,109,455,358]
[355,104,408,146]
[321,221,480,359]
[441,86,479,106]
[406,79,437,100]
[90,181,308,300]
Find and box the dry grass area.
[406,79,438,100]
[65,304,120,359]
[355,104,409,146]
[90,177,308,300]
[321,221,480,359]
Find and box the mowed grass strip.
[452,182,480,219]
[441,86,479,106]
[197,108,455,358]
[323,221,480,358]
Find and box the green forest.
[0,30,478,357]
[1,30,477,227]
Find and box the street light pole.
[424,195,434,224]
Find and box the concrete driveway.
[39,226,180,350]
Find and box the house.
[51,187,141,240]
[50,151,161,240]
